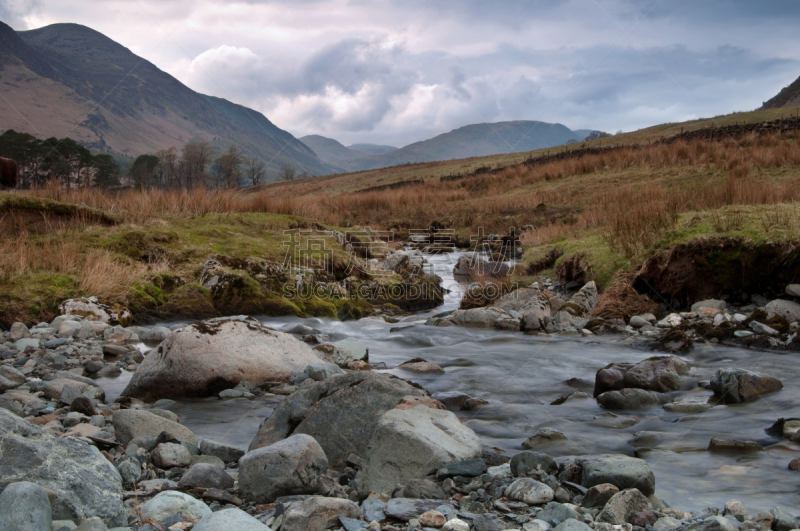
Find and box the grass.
[3,107,800,324]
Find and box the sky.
[4,0,800,148]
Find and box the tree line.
[0,130,304,189]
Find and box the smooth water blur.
[96,250,800,512]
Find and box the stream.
[96,250,800,513]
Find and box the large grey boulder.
[0,409,125,526]
[765,299,800,323]
[281,497,360,531]
[356,406,482,494]
[140,491,211,522]
[570,281,599,314]
[710,368,783,404]
[597,488,653,524]
[59,297,130,325]
[238,434,328,503]
[112,409,197,446]
[193,507,272,531]
[0,365,26,392]
[560,454,655,496]
[494,287,552,331]
[249,372,427,467]
[152,443,192,469]
[9,322,31,341]
[0,481,52,531]
[121,317,323,401]
[199,439,245,464]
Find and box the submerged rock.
[121,316,323,401]
[710,368,783,404]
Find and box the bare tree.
[279,163,296,181]
[245,156,267,186]
[213,145,245,188]
[155,147,179,187]
[180,140,215,188]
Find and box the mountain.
[761,74,800,109]
[0,21,334,176]
[298,135,371,165]
[332,120,589,172]
[347,143,397,156]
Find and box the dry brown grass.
[0,232,81,278]
[78,249,145,304]
[591,273,660,320]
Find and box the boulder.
[0,409,125,526]
[193,507,271,531]
[312,338,368,367]
[112,409,197,446]
[682,516,738,531]
[121,317,323,401]
[74,517,108,531]
[199,439,245,464]
[504,478,555,505]
[786,284,800,297]
[494,287,551,331]
[397,358,445,374]
[152,442,192,469]
[522,428,568,449]
[437,458,487,479]
[59,297,131,325]
[430,307,520,330]
[304,362,344,381]
[570,281,599,314]
[691,299,726,312]
[177,463,234,489]
[554,521,592,531]
[238,434,328,503]
[249,372,427,467]
[0,365,26,392]
[385,498,455,521]
[597,388,667,410]
[140,491,211,522]
[510,451,558,476]
[765,299,800,323]
[583,483,620,508]
[561,454,655,496]
[537,502,581,526]
[355,406,482,494]
[595,356,689,396]
[9,322,31,341]
[710,368,783,404]
[597,488,653,524]
[281,497,361,531]
[0,481,52,531]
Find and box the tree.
[585,131,611,141]
[213,145,245,188]
[155,147,179,187]
[129,154,159,188]
[279,163,296,181]
[244,156,267,186]
[179,140,215,188]
[92,154,120,188]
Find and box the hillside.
[761,74,800,109]
[332,120,593,172]
[0,21,334,176]
[348,143,397,156]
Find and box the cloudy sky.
[5,0,800,147]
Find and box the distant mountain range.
[761,74,800,109]
[0,21,335,176]
[301,122,602,173]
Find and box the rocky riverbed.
[1,250,800,530]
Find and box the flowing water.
[97,251,800,512]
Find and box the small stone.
[178,463,235,489]
[193,506,271,531]
[522,427,568,449]
[436,458,486,478]
[786,284,800,297]
[0,481,52,531]
[504,478,555,505]
[199,439,245,464]
[789,458,800,470]
[419,510,446,528]
[723,500,751,522]
[749,321,779,336]
[442,518,470,531]
[74,516,109,531]
[140,490,212,522]
[597,488,652,525]
[553,520,592,531]
[583,483,619,508]
[510,451,558,476]
[152,442,193,468]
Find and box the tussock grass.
[79,249,144,304]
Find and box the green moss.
[157,283,217,318]
[0,271,81,327]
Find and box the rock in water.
[494,287,552,331]
[312,337,368,367]
[355,405,482,494]
[765,299,800,323]
[710,368,783,404]
[0,409,125,526]
[0,481,52,531]
[561,454,655,496]
[121,316,323,401]
[193,507,272,531]
[238,434,328,503]
[249,372,427,468]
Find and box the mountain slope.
[334,120,583,172]
[0,21,333,176]
[347,143,397,156]
[761,74,800,109]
